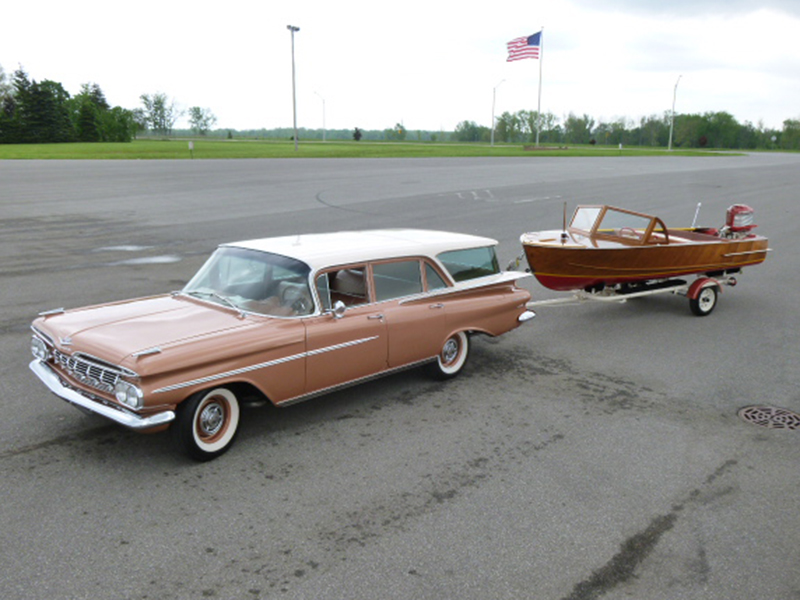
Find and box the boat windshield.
[182,247,314,317]
[596,208,652,235]
[570,207,602,232]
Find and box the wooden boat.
[518,204,769,315]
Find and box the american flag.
[507,32,541,62]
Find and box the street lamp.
[287,25,300,151]
[491,79,505,147]
[668,74,682,151]
[315,91,326,142]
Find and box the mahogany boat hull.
[521,230,769,291]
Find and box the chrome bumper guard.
[29,360,175,430]
[518,310,536,323]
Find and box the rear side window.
[373,260,423,301]
[425,262,448,290]
[437,246,500,282]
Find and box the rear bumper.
[29,360,175,430]
[518,310,536,323]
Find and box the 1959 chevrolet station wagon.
[30,229,534,460]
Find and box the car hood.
[33,294,261,369]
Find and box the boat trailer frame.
[526,272,741,316]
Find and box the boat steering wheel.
[619,226,641,239]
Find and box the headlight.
[31,336,51,361]
[114,381,143,410]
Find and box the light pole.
[287,25,300,151]
[491,79,505,147]
[668,74,682,151]
[315,91,326,142]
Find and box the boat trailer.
[524,272,741,317]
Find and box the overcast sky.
[3,0,799,132]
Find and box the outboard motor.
[721,204,757,239]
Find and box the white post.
[491,79,505,146]
[315,92,326,142]
[536,28,544,146]
[668,74,682,151]
[287,25,300,152]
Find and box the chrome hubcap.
[199,402,225,437]
[442,338,459,364]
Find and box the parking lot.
[1,154,799,599]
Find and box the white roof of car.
[226,229,497,271]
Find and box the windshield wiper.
[184,290,246,319]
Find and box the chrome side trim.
[277,358,435,407]
[29,360,174,430]
[722,248,772,257]
[152,335,380,394]
[397,271,532,306]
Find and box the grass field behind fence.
[0,139,735,159]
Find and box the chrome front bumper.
[29,360,175,430]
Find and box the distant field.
[0,139,733,159]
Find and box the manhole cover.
[738,406,800,430]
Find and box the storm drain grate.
[738,406,800,430]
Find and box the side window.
[437,246,500,282]
[325,265,369,307]
[373,260,423,301]
[315,273,332,311]
[424,262,448,291]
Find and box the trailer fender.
[687,278,721,300]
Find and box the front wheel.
[172,387,241,461]
[426,332,470,380]
[689,285,718,316]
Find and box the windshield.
[182,247,314,317]
[596,208,652,234]
[570,206,602,232]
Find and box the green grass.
[0,138,735,159]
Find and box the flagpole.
[536,27,544,147]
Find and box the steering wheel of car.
[291,296,312,315]
[619,226,641,239]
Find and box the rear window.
[437,246,500,282]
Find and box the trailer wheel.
[689,285,718,316]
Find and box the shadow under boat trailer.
[526,273,741,317]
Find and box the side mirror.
[331,300,347,320]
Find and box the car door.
[303,264,388,394]
[372,258,449,368]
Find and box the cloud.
[571,0,800,18]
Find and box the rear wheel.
[427,332,470,380]
[172,387,241,461]
[689,285,718,316]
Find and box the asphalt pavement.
[1,154,799,600]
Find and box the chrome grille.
[52,349,123,394]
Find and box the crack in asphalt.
[561,459,738,600]
[314,190,379,215]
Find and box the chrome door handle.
[368,314,385,320]
[429,303,444,309]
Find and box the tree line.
[0,65,218,143]
[0,66,135,143]
[3,63,800,149]
[456,110,800,150]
